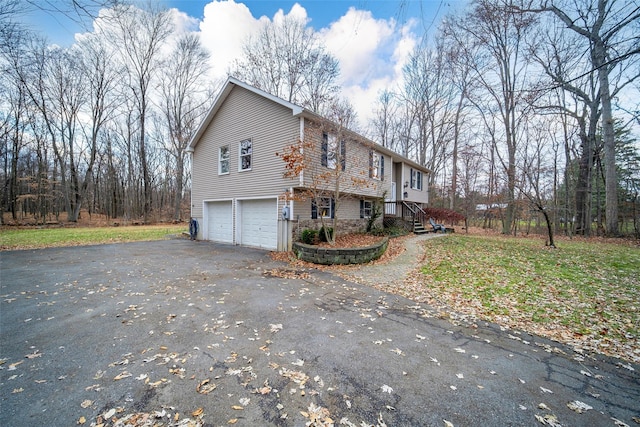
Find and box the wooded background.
[1,0,638,237]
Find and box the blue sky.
[18,0,457,125]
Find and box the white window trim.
[362,200,373,218]
[239,138,252,172]
[319,197,332,218]
[372,152,382,180]
[327,134,338,170]
[218,145,230,175]
[411,169,423,191]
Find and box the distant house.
[186,77,429,251]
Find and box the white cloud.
[320,7,396,87]
[320,9,417,127]
[198,0,265,79]
[197,1,315,82]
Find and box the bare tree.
[73,33,118,221]
[401,39,458,188]
[371,90,399,151]
[278,99,384,244]
[528,0,640,235]
[232,15,340,113]
[157,33,210,221]
[110,3,173,222]
[518,117,559,247]
[452,0,537,234]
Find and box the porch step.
[413,221,429,234]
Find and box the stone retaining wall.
[292,237,389,265]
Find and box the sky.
[19,0,461,128]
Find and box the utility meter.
[281,206,290,220]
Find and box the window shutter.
[340,141,346,171]
[360,199,364,218]
[321,133,328,167]
[311,199,317,219]
[369,150,373,178]
[380,155,385,181]
[331,198,335,218]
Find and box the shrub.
[300,228,318,244]
[318,226,333,242]
[379,226,409,237]
[364,200,381,232]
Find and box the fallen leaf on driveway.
[611,417,630,426]
[270,324,283,333]
[81,399,93,408]
[12,388,24,393]
[381,384,393,394]
[8,361,23,370]
[192,408,203,417]
[196,379,217,394]
[566,400,592,413]
[25,350,42,359]
[534,414,562,426]
[113,371,132,381]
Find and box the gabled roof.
[185,77,430,174]
[186,76,305,152]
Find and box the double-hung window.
[370,151,384,180]
[321,132,345,170]
[360,200,373,218]
[239,138,252,171]
[311,197,334,219]
[219,145,229,175]
[410,168,423,190]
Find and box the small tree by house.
[277,100,385,245]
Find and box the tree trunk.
[541,208,555,248]
[598,62,618,235]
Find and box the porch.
[384,201,430,234]
[384,201,456,234]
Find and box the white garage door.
[239,199,277,250]
[206,201,233,243]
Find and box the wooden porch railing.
[384,201,427,229]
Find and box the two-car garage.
[204,198,278,250]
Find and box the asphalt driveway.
[1,239,638,426]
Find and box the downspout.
[299,116,305,187]
[185,147,196,238]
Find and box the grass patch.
[0,224,187,250]
[418,234,639,361]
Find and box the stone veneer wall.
[293,218,382,241]
[292,237,388,265]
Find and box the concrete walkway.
[344,232,445,289]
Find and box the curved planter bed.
[292,237,389,265]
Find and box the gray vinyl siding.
[191,86,300,218]
[402,163,429,204]
[339,198,364,220]
[300,118,391,199]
